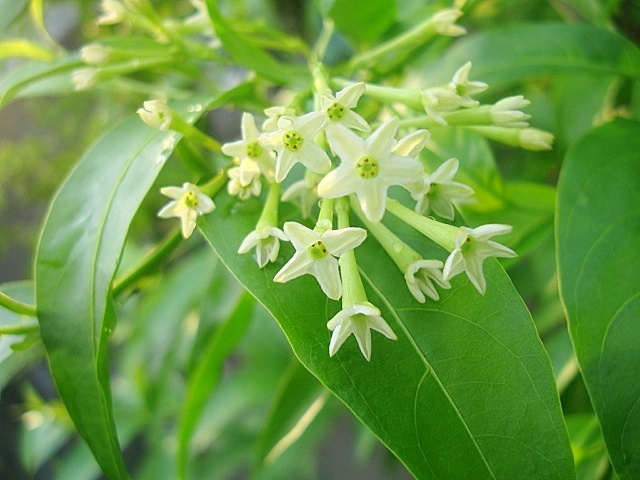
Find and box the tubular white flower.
[137,100,173,130]
[519,128,554,151]
[430,8,466,37]
[81,44,110,65]
[450,62,487,106]
[227,158,262,200]
[158,182,215,238]
[327,301,396,361]
[318,118,424,222]
[71,67,99,90]
[274,222,366,300]
[443,224,517,294]
[221,112,275,180]
[260,113,331,183]
[238,225,288,268]
[97,0,126,25]
[319,82,370,132]
[412,158,475,220]
[262,106,297,132]
[491,96,531,127]
[405,259,450,303]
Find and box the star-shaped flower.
[137,100,173,130]
[317,118,424,222]
[443,224,516,294]
[449,62,487,106]
[157,182,215,238]
[404,259,450,303]
[222,112,275,180]
[227,158,262,200]
[260,113,331,183]
[327,301,397,361]
[238,225,288,268]
[319,82,370,132]
[412,158,474,220]
[274,222,367,300]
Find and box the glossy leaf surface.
[200,193,575,480]
[557,118,640,479]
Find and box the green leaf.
[177,291,254,479]
[256,359,326,467]
[0,55,82,109]
[556,118,640,479]
[0,0,27,30]
[35,97,212,479]
[329,0,396,46]
[200,194,575,480]
[204,0,308,85]
[420,23,640,91]
[0,39,55,61]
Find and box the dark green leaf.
[557,118,640,479]
[200,193,575,480]
[420,24,640,92]
[35,97,212,479]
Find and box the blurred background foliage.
[1,0,639,478]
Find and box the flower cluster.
[141,8,543,362]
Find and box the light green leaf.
[255,359,327,467]
[0,55,82,109]
[177,291,254,479]
[329,0,396,46]
[0,0,28,31]
[557,118,640,479]
[420,24,640,91]
[200,193,575,479]
[35,97,213,479]
[0,39,54,61]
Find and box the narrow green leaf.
[200,193,575,480]
[177,291,254,479]
[204,0,308,85]
[0,0,28,30]
[256,359,326,467]
[557,118,640,479]
[420,24,640,91]
[35,97,212,479]
[0,55,82,109]
[0,39,55,61]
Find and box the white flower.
[227,158,262,200]
[327,301,397,361]
[97,0,126,25]
[318,118,424,222]
[158,183,215,238]
[404,259,450,303]
[262,106,297,132]
[137,100,173,130]
[260,113,331,183]
[222,113,275,180]
[519,128,554,151]
[392,129,430,158]
[491,96,531,127]
[430,8,466,36]
[443,224,516,294]
[238,225,288,268]
[71,67,99,90]
[319,82,370,132]
[421,87,468,125]
[449,62,487,106]
[274,222,366,300]
[412,158,474,220]
[81,44,110,65]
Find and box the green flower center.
[355,156,379,179]
[283,130,303,152]
[246,140,263,159]
[460,235,473,254]
[327,102,346,121]
[183,191,199,209]
[308,240,328,259]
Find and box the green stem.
[0,291,37,317]
[314,198,335,232]
[256,181,281,230]
[112,171,227,296]
[0,323,39,335]
[385,199,458,251]
[336,197,367,306]
[112,228,183,296]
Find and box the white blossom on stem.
[157,182,215,238]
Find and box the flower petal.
[326,124,364,163]
[321,227,367,256]
[336,82,365,108]
[366,118,398,158]
[297,143,332,174]
[312,256,342,300]
[283,222,319,251]
[273,251,313,283]
[356,180,387,222]
[317,165,362,199]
